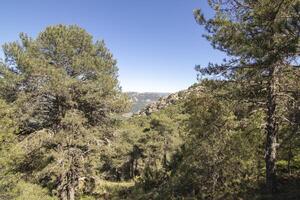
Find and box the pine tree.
[194,0,299,193]
[0,25,128,200]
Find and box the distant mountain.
[137,84,203,116]
[126,92,169,113]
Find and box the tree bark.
[287,142,292,175]
[68,184,75,200]
[59,168,78,200]
[265,65,279,193]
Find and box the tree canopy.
[0,2,299,199]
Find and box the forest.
[0,0,299,199]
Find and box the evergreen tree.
[151,83,264,199]
[194,0,299,193]
[0,25,128,200]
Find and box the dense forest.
[0,0,299,199]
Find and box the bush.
[13,181,57,200]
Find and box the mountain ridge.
[125,92,170,113]
[137,84,204,116]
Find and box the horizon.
[124,91,171,94]
[0,0,226,93]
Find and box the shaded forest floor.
[243,173,300,200]
[88,174,300,200]
[261,174,300,200]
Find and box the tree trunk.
[163,137,169,168]
[60,188,68,200]
[59,169,78,200]
[134,158,138,176]
[265,65,279,193]
[130,158,134,179]
[68,184,75,200]
[287,142,292,175]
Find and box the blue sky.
[0,0,225,92]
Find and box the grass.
[89,179,135,200]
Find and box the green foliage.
[194,0,300,194]
[0,100,24,200]
[13,181,57,200]
[101,103,186,183]
[0,25,128,199]
[108,80,300,200]
[0,3,299,199]
[140,86,262,199]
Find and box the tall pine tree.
[194,0,299,193]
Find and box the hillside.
[137,84,203,115]
[0,2,299,199]
[126,92,169,113]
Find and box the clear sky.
[0,0,225,93]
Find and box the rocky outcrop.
[137,84,203,116]
[126,92,169,113]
